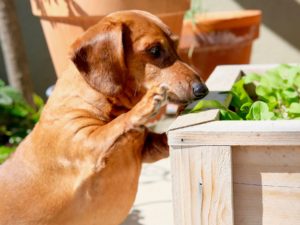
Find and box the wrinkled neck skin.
[107,78,146,119]
[45,64,145,123]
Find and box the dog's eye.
[148,45,162,58]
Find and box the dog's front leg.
[142,132,169,163]
[88,85,168,166]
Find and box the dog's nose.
[192,82,209,99]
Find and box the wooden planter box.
[167,64,300,225]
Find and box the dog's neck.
[48,64,146,122]
[106,85,146,119]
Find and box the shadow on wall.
[121,209,144,225]
[33,0,88,17]
[234,0,300,51]
[32,0,94,29]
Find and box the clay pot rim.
[30,0,190,17]
[36,10,187,20]
[184,10,262,32]
[179,38,253,52]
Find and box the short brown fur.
[0,10,206,225]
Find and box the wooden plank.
[168,120,300,146]
[168,109,220,131]
[176,120,300,133]
[232,145,300,224]
[233,146,300,187]
[170,146,234,225]
[234,184,300,225]
[170,146,193,225]
[198,146,234,225]
[205,65,244,92]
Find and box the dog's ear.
[70,22,126,96]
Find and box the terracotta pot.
[30,0,190,77]
[178,10,262,81]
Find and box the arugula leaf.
[277,64,300,80]
[230,79,253,109]
[265,96,278,111]
[239,102,252,117]
[188,99,243,120]
[220,109,243,120]
[243,73,261,84]
[246,101,275,120]
[294,74,300,89]
[282,88,299,104]
[263,70,285,89]
[189,99,227,113]
[287,103,300,115]
[256,85,273,100]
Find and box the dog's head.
[70,10,208,106]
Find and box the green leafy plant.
[0,79,44,164]
[188,64,300,120]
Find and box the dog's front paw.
[130,84,169,127]
[151,84,168,115]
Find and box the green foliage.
[0,79,44,163]
[0,146,16,164]
[188,64,300,120]
[245,101,275,120]
[189,99,226,113]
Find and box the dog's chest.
[66,132,145,224]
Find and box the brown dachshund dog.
[0,10,208,225]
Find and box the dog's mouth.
[167,92,207,106]
[167,91,208,115]
[167,96,190,105]
[167,95,193,116]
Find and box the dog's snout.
[192,82,209,99]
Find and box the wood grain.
[168,120,300,146]
[234,183,300,225]
[233,145,300,225]
[168,109,220,131]
[170,146,234,225]
[170,146,193,225]
[233,146,300,187]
